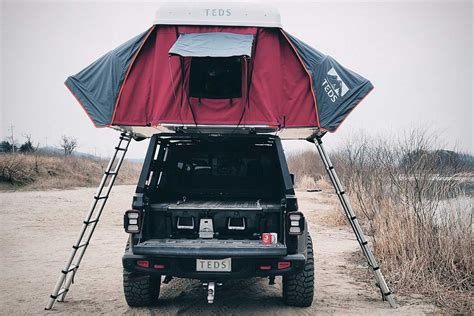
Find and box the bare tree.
[19,134,38,153]
[59,135,78,156]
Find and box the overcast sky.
[1,0,472,158]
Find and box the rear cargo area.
[137,135,288,245]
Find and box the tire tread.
[282,234,315,307]
[123,241,161,307]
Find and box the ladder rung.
[84,219,98,225]
[361,241,368,246]
[94,195,108,200]
[115,146,127,151]
[373,266,380,271]
[50,288,68,300]
[104,171,118,176]
[61,264,78,274]
[72,242,88,250]
[350,216,357,220]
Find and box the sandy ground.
[0,185,436,315]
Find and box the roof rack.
[113,124,321,140]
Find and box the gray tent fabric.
[285,32,373,132]
[65,28,152,127]
[169,32,254,57]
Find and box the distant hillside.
[0,152,141,191]
[400,149,474,173]
[36,146,96,159]
[36,146,144,163]
[126,158,145,163]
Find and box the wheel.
[123,241,161,307]
[282,234,314,307]
[123,270,161,307]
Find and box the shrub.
[0,153,141,190]
[288,130,473,313]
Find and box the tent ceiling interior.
[65,2,373,139]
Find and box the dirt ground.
[0,185,437,315]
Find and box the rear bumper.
[122,239,306,280]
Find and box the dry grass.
[287,150,324,190]
[0,153,141,191]
[315,177,334,192]
[288,130,473,313]
[297,175,317,189]
[287,151,345,224]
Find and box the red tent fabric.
[111,26,317,129]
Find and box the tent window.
[189,57,242,99]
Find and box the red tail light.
[136,260,149,268]
[259,265,272,270]
[277,261,291,269]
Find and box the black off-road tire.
[123,241,161,307]
[282,234,314,307]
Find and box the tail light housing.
[287,212,304,235]
[124,209,142,233]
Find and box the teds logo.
[205,9,232,16]
[322,67,349,103]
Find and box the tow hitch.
[202,282,222,303]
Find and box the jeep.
[122,133,314,306]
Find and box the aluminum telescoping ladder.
[314,136,397,308]
[45,132,132,310]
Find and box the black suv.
[122,133,314,307]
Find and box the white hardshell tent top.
[154,2,282,27]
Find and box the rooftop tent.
[65,2,373,138]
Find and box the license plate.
[196,258,232,272]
